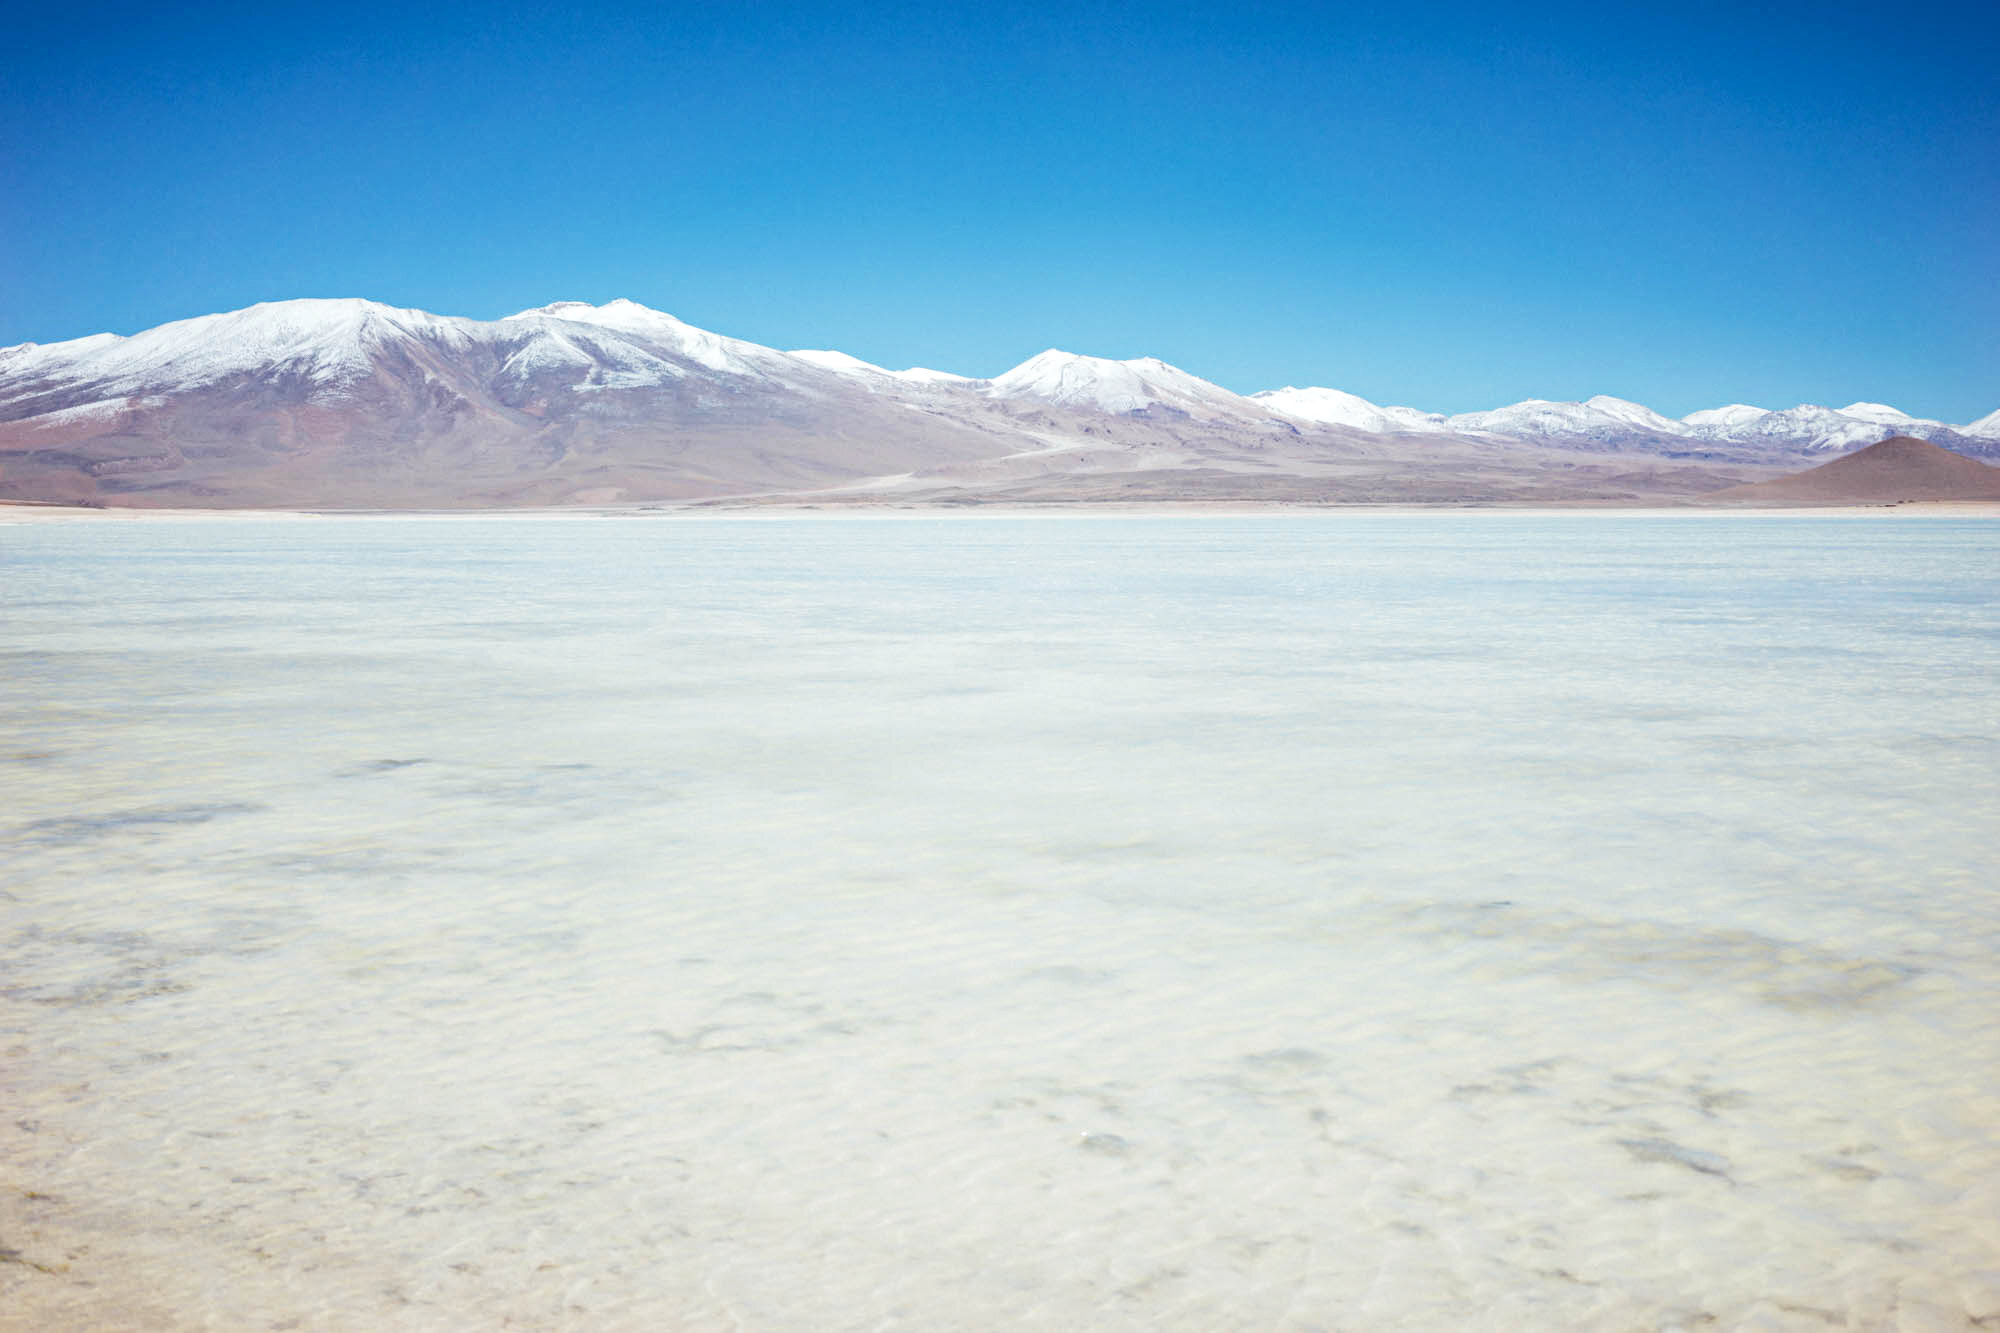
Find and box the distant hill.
[1705,436,2000,505]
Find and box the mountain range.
[1,298,1993,507]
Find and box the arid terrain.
[1705,436,2000,506]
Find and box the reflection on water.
[3,515,1998,1330]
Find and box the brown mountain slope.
[1704,436,2000,505]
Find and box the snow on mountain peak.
[0,331,128,379]
[6,295,1989,460]
[509,299,782,376]
[788,349,973,386]
[790,349,889,377]
[1682,404,1770,429]
[1252,385,1377,425]
[1450,396,1691,439]
[2,298,476,399]
[1250,385,1448,434]
[1681,403,1901,451]
[1836,402,1913,424]
[507,298,686,332]
[986,348,1251,416]
[1580,395,1687,432]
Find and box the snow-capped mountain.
[505,299,801,379]
[1250,386,2000,457]
[983,349,1257,418]
[1681,404,1770,430]
[1415,392,1993,455]
[1677,403,1987,453]
[0,298,1024,507]
[1682,404,1886,452]
[1,295,1993,508]
[1835,402,1915,426]
[1251,386,1448,434]
[1448,395,1692,443]
[0,299,477,406]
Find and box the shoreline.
[5,498,2000,523]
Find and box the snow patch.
[14,395,164,430]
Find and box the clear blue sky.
[4,0,1994,418]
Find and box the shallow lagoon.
[4,514,1998,1329]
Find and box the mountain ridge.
[2,298,1993,508]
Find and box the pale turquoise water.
[4,515,1997,1329]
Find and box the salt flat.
[3,515,1997,1330]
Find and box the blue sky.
[4,0,1994,418]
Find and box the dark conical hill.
[1708,436,2000,504]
